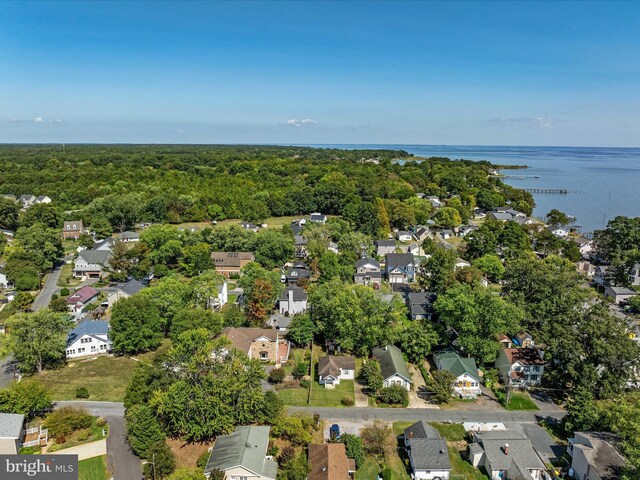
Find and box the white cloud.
[34,117,43,123]
[488,117,555,129]
[287,118,317,127]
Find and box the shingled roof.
[372,345,411,383]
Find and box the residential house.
[0,413,25,454]
[278,285,307,316]
[36,195,52,204]
[488,207,527,223]
[575,237,594,259]
[459,225,479,237]
[496,348,545,388]
[413,226,430,242]
[221,327,289,366]
[73,249,112,278]
[497,335,513,349]
[629,263,640,286]
[426,196,443,208]
[0,194,17,202]
[406,242,423,257]
[396,230,412,242]
[120,231,139,243]
[372,345,412,390]
[354,257,382,286]
[547,226,569,237]
[290,223,304,236]
[406,292,436,320]
[593,266,609,287]
[66,320,111,359]
[0,266,11,289]
[211,252,255,277]
[318,355,356,388]
[63,220,84,240]
[513,332,535,348]
[106,279,145,307]
[294,235,308,258]
[439,229,454,240]
[403,421,451,480]
[67,286,99,313]
[241,222,259,232]
[604,286,638,305]
[310,213,327,223]
[568,432,627,480]
[328,241,339,254]
[18,195,36,208]
[93,237,116,251]
[385,253,416,284]
[375,240,396,257]
[468,429,546,480]
[282,263,310,285]
[577,261,596,278]
[309,443,356,480]
[204,426,277,480]
[454,258,471,270]
[433,351,481,398]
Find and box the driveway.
[407,363,438,409]
[31,261,63,311]
[54,439,107,461]
[55,402,141,480]
[0,356,19,388]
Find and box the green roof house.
[433,351,481,398]
[372,345,412,391]
[204,426,277,480]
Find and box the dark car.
[329,424,340,440]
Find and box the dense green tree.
[126,404,167,458]
[12,291,35,311]
[143,439,176,479]
[0,197,20,230]
[341,434,365,468]
[472,254,505,281]
[139,276,192,333]
[0,381,53,420]
[546,208,570,226]
[169,308,223,340]
[433,207,462,228]
[435,284,523,363]
[428,370,457,404]
[286,313,314,347]
[254,229,294,269]
[419,247,457,293]
[20,203,62,229]
[110,296,164,354]
[464,223,500,259]
[399,321,441,363]
[11,223,64,271]
[4,309,72,374]
[360,360,383,393]
[378,385,408,406]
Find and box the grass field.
[309,380,354,407]
[78,455,109,480]
[430,422,467,441]
[505,392,539,411]
[448,446,490,480]
[36,353,154,401]
[57,263,82,287]
[355,456,380,480]
[277,386,309,406]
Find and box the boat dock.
[523,188,569,194]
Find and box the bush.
[60,287,70,297]
[378,385,409,406]
[44,406,93,437]
[75,387,89,399]
[19,446,39,454]
[77,428,92,441]
[196,450,210,469]
[96,418,107,428]
[341,397,354,406]
[382,468,392,480]
[300,379,310,389]
[341,434,365,468]
[269,367,286,384]
[143,440,175,478]
[292,362,308,380]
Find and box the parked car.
[330,424,340,441]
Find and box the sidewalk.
[52,439,107,460]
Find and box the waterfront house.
[204,426,277,480]
[372,345,412,390]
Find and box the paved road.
[288,406,565,423]
[0,356,18,388]
[55,402,141,480]
[31,261,63,311]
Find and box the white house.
[496,348,545,388]
[454,258,471,271]
[629,263,640,286]
[403,421,451,480]
[396,230,412,242]
[74,249,112,279]
[278,285,307,316]
[107,279,145,307]
[0,266,11,289]
[318,355,355,388]
[604,286,638,305]
[66,320,111,359]
[548,226,569,237]
[310,213,327,223]
[433,351,482,398]
[575,237,594,259]
[372,345,412,391]
[120,231,139,243]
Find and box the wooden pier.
[523,188,568,194]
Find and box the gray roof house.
[354,257,382,286]
[204,426,277,480]
[121,231,139,242]
[318,355,356,387]
[603,285,638,305]
[278,285,307,316]
[0,413,25,454]
[468,429,546,480]
[372,345,412,391]
[310,213,327,223]
[375,239,396,257]
[293,235,308,258]
[74,249,112,279]
[66,320,111,359]
[385,253,416,284]
[569,432,627,480]
[403,421,451,480]
[107,279,145,307]
[406,291,436,320]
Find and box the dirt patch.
[167,438,212,469]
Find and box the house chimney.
[409,431,414,439]
[503,443,509,455]
[288,287,294,307]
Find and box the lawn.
[78,455,109,480]
[277,386,309,406]
[504,392,539,411]
[309,380,354,407]
[448,446,489,480]
[57,263,82,288]
[355,456,380,480]
[429,422,467,441]
[49,417,109,452]
[36,353,154,402]
[355,450,409,480]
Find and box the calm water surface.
[308,144,640,233]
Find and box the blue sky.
[1,1,639,145]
